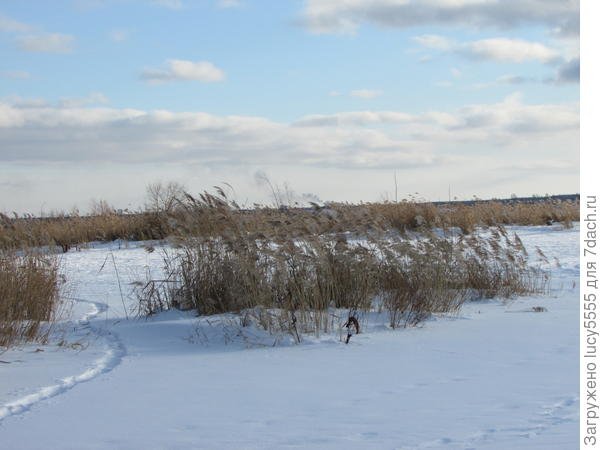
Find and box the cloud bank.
[301,0,580,36]
[0,95,578,171]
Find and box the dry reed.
[136,191,550,342]
[0,251,62,349]
[0,190,578,251]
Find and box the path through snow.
[0,297,125,422]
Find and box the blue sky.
[0,0,580,213]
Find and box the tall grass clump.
[0,251,61,348]
[137,190,549,343]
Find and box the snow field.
[0,226,579,449]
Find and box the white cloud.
[462,38,559,63]
[141,59,225,83]
[0,13,75,54]
[413,34,455,50]
[295,95,579,149]
[295,111,414,127]
[16,33,75,53]
[301,0,579,36]
[414,34,560,63]
[0,14,32,33]
[350,89,383,99]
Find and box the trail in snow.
[0,297,126,422]
[0,242,163,422]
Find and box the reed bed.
[0,211,169,252]
[0,193,578,251]
[137,192,549,342]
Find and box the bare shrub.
[145,181,187,214]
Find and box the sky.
[0,0,580,213]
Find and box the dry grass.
[0,189,578,251]
[136,191,549,342]
[367,198,578,234]
[0,211,169,252]
[0,251,62,349]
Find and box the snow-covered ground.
[0,225,579,449]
